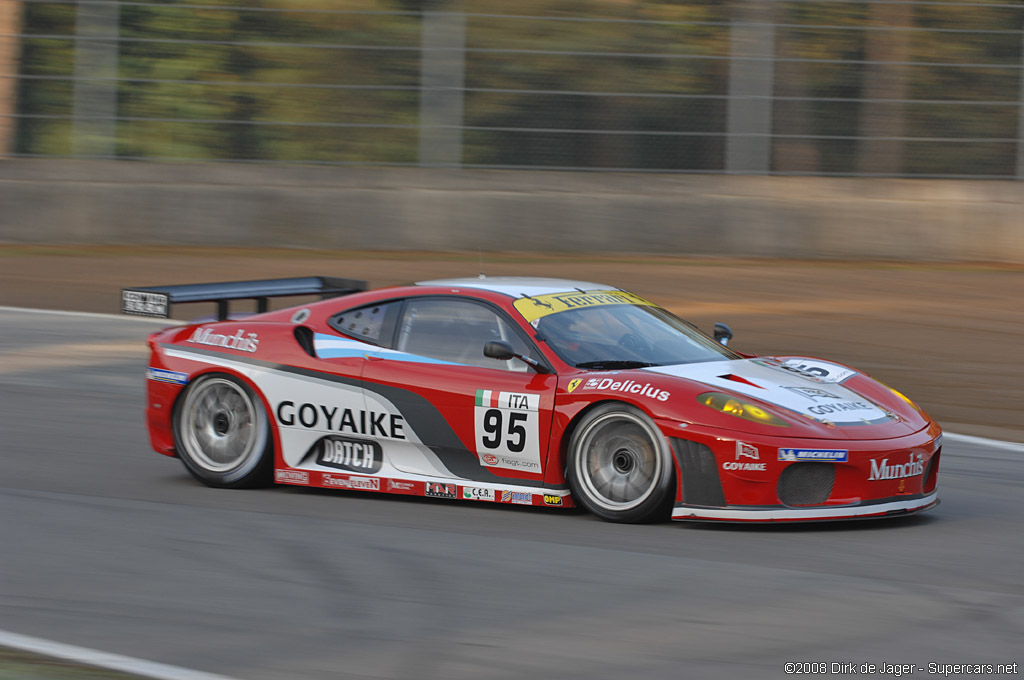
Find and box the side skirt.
[273,467,575,509]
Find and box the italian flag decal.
[475,389,500,408]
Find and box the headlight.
[697,392,790,427]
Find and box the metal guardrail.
[1,0,1022,178]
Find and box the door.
[361,296,557,486]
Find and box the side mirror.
[484,341,515,361]
[713,322,733,346]
[483,341,549,373]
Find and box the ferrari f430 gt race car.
[123,276,940,523]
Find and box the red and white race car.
[124,275,940,523]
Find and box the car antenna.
[478,248,486,279]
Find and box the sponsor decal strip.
[778,448,849,462]
[868,452,926,481]
[146,367,189,385]
[500,490,535,505]
[512,289,656,323]
[275,469,309,485]
[322,474,380,491]
[188,327,259,353]
[273,463,574,507]
[284,471,571,507]
[462,486,496,501]
[580,377,670,402]
[672,492,937,521]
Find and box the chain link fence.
[2,0,1023,177]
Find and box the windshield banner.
[513,290,657,323]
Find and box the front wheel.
[173,373,273,488]
[566,403,675,523]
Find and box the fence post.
[725,1,775,174]
[71,0,119,157]
[857,2,912,176]
[1017,27,1024,179]
[0,0,20,155]
[418,3,465,168]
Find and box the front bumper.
[660,420,942,523]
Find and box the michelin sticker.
[778,448,849,463]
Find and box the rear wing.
[121,276,368,320]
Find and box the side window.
[329,301,402,347]
[396,298,540,371]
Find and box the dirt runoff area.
[2,246,1022,443]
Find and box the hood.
[639,356,925,439]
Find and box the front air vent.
[777,463,835,506]
[671,438,726,507]
[923,449,940,493]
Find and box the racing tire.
[173,373,273,488]
[566,403,675,524]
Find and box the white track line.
[0,629,241,680]
[3,306,1023,452]
[943,432,1024,453]
[0,305,176,324]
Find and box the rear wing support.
[121,276,368,320]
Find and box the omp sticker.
[513,290,656,323]
[474,390,542,472]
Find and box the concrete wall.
[1,160,1022,261]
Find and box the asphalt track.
[1,308,1022,680]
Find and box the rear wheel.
[173,373,272,488]
[566,403,675,523]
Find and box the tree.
[0,0,22,154]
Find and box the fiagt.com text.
[784,662,1018,677]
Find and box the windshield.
[533,303,738,369]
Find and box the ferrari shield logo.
[567,379,581,393]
